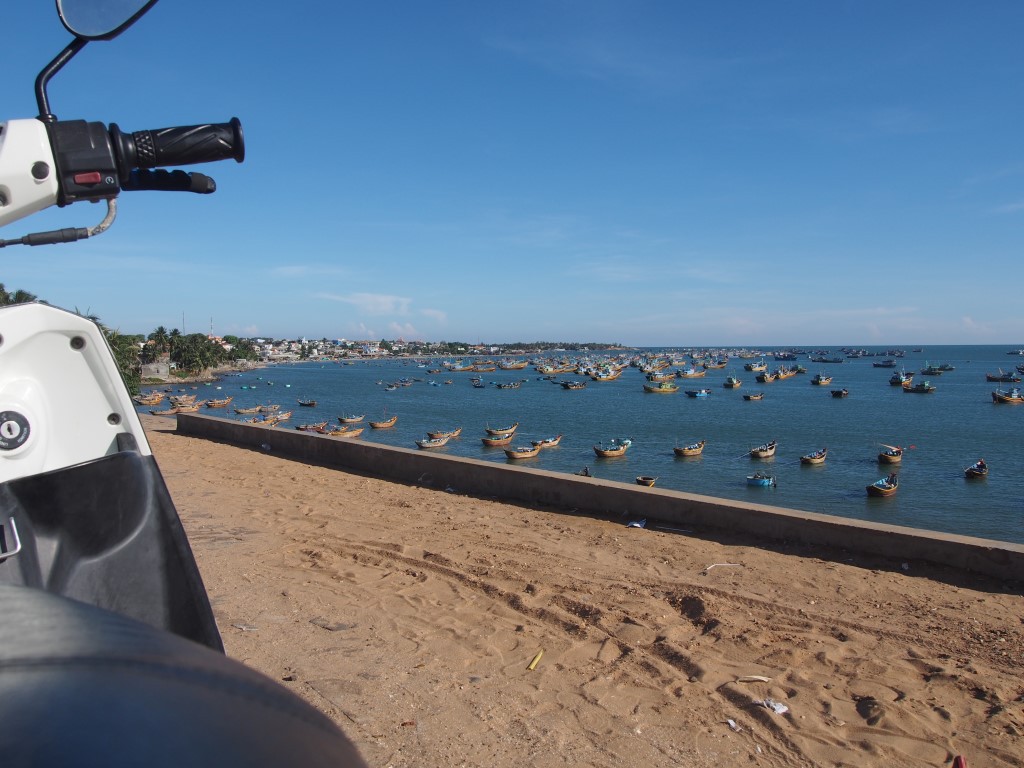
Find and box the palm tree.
[0,284,38,306]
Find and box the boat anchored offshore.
[747,471,776,487]
[867,472,899,497]
[594,438,632,457]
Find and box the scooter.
[0,2,365,764]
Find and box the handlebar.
[110,118,244,183]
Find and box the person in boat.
[576,466,591,477]
[886,473,898,485]
[977,459,986,470]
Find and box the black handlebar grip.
[109,118,244,180]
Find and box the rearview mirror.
[56,0,159,41]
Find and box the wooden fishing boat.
[333,427,364,438]
[747,471,776,487]
[866,473,899,497]
[749,440,777,459]
[920,363,945,376]
[149,407,179,416]
[369,415,398,429]
[902,380,936,394]
[594,438,632,458]
[775,366,798,380]
[743,392,765,401]
[259,404,281,413]
[831,388,849,398]
[297,398,317,407]
[559,380,587,390]
[755,371,778,384]
[234,405,262,414]
[485,422,518,436]
[318,425,349,435]
[504,445,541,459]
[426,427,462,440]
[338,413,365,423]
[992,386,1024,403]
[810,373,832,386]
[673,440,706,457]
[964,459,988,479]
[416,435,450,449]
[878,444,903,464]
[675,366,706,379]
[643,381,679,393]
[723,375,742,388]
[174,403,203,413]
[481,432,515,447]
[744,359,768,372]
[635,476,657,487]
[295,421,328,431]
[800,447,828,465]
[204,397,233,408]
[645,370,676,382]
[271,410,292,423]
[531,434,563,449]
[168,394,197,406]
[134,392,165,406]
[685,388,711,398]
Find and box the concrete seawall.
[175,413,1024,583]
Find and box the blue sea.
[149,345,1024,545]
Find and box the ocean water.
[151,345,1024,545]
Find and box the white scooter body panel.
[0,302,150,485]
[0,120,61,228]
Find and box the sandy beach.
[141,414,1023,767]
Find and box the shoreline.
[141,414,1024,767]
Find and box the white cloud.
[317,293,412,315]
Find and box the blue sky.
[2,1,1023,346]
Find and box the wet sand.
[142,414,1023,767]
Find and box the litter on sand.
[527,650,544,671]
[701,562,743,574]
[726,719,742,732]
[761,699,789,715]
[737,675,773,683]
[626,519,647,528]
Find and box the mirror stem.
[35,37,88,122]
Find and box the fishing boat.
[831,388,849,398]
[920,363,945,376]
[559,380,587,390]
[204,396,233,408]
[675,366,706,379]
[747,471,776,487]
[635,476,657,487]
[878,444,903,464]
[685,388,712,397]
[986,369,1022,383]
[800,447,827,465]
[902,380,936,394]
[810,373,832,386]
[416,435,450,449]
[426,427,462,439]
[673,440,706,457]
[866,472,899,497]
[531,434,563,449]
[873,359,897,368]
[333,427,364,438]
[234,405,262,414]
[297,398,317,407]
[485,422,518,435]
[271,410,293,423]
[743,359,768,372]
[338,413,365,423]
[174,403,203,413]
[992,386,1024,404]
[318,424,349,435]
[749,440,777,459]
[149,406,180,416]
[755,371,777,384]
[889,369,913,386]
[481,432,515,447]
[369,414,398,429]
[134,392,165,406]
[645,370,676,382]
[723,375,742,388]
[295,421,328,431]
[643,381,680,393]
[504,445,541,459]
[964,459,988,479]
[594,438,632,458]
[743,392,765,401]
